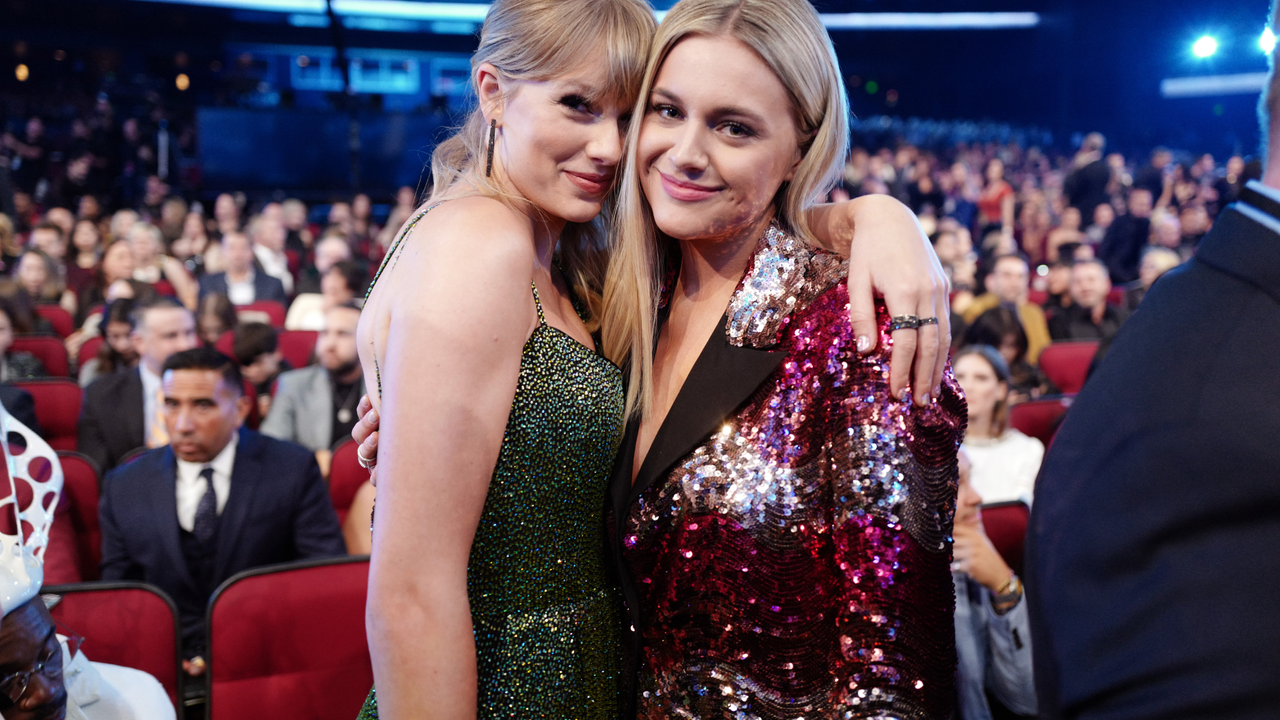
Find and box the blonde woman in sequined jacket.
[602,0,965,718]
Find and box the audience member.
[1045,207,1084,263]
[1098,187,1154,284]
[962,254,1051,364]
[963,305,1055,402]
[248,214,293,296]
[13,249,63,305]
[171,211,210,278]
[28,222,67,265]
[1132,146,1172,199]
[281,198,313,254]
[98,347,345,674]
[261,303,362,467]
[0,214,19,272]
[953,449,1037,720]
[954,345,1045,505]
[1084,202,1114,246]
[212,193,240,236]
[1064,132,1112,222]
[286,260,363,331]
[1122,246,1182,313]
[294,233,352,296]
[78,298,139,387]
[195,292,237,348]
[0,299,45,381]
[78,297,197,472]
[66,218,102,299]
[976,158,1015,238]
[197,232,286,306]
[127,223,197,309]
[233,322,290,419]
[1048,259,1127,342]
[75,240,136,326]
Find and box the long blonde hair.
[602,0,851,418]
[428,0,655,325]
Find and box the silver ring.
[356,447,377,470]
[889,315,921,332]
[918,316,939,327]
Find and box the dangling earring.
[486,119,497,177]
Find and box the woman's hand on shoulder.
[808,194,950,406]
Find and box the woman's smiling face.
[637,34,801,244]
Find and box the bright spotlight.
[1262,28,1277,54]
[1193,36,1219,58]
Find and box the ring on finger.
[356,447,377,470]
[918,316,939,327]
[888,315,921,332]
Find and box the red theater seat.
[236,301,286,328]
[328,441,366,526]
[43,452,101,584]
[1026,289,1048,306]
[207,557,372,720]
[278,330,317,368]
[43,582,183,717]
[1107,288,1125,307]
[981,501,1030,575]
[1038,340,1099,395]
[12,334,70,378]
[15,379,82,451]
[213,330,235,358]
[1009,396,1073,448]
[35,304,75,338]
[77,335,104,370]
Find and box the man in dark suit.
[197,231,288,306]
[1027,21,1280,717]
[78,297,197,472]
[99,347,345,676]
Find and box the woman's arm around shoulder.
[366,196,536,720]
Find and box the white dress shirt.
[139,365,163,448]
[226,269,256,306]
[57,636,177,720]
[254,244,294,295]
[174,432,237,533]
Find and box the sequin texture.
[622,224,964,719]
[359,249,626,718]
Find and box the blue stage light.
[1192,36,1219,58]
[1261,28,1277,54]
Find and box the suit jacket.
[1027,182,1280,719]
[98,428,346,655]
[258,365,334,452]
[78,368,144,473]
[606,226,964,720]
[197,271,288,306]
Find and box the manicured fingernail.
[933,385,942,398]
[369,434,378,448]
[856,335,872,353]
[369,408,379,423]
[917,393,930,407]
[899,388,911,402]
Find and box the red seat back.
[11,334,69,377]
[1106,288,1125,307]
[35,304,75,338]
[56,451,100,581]
[329,441,367,526]
[1026,289,1048,306]
[213,329,235,358]
[44,582,183,716]
[1038,340,1099,395]
[236,301,286,328]
[77,335,105,371]
[1009,396,1072,448]
[208,557,371,720]
[14,379,82,451]
[278,330,317,369]
[980,501,1030,575]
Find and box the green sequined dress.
[357,207,625,719]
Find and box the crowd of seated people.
[0,97,1256,718]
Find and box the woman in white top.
[955,344,1044,505]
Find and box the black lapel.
[628,321,784,506]
[1240,181,1280,222]
[214,428,261,580]
[1195,205,1280,305]
[150,448,202,599]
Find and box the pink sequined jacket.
[608,224,965,719]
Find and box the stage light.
[176,73,190,90]
[14,64,28,82]
[1192,36,1219,58]
[865,80,879,94]
[1262,28,1277,54]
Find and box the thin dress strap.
[529,281,548,326]
[367,203,440,399]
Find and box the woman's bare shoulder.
[395,196,535,287]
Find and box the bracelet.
[992,574,1023,614]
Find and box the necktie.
[149,385,170,448]
[193,467,218,544]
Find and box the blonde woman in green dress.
[354,1,952,718]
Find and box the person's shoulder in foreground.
[1028,183,1280,719]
